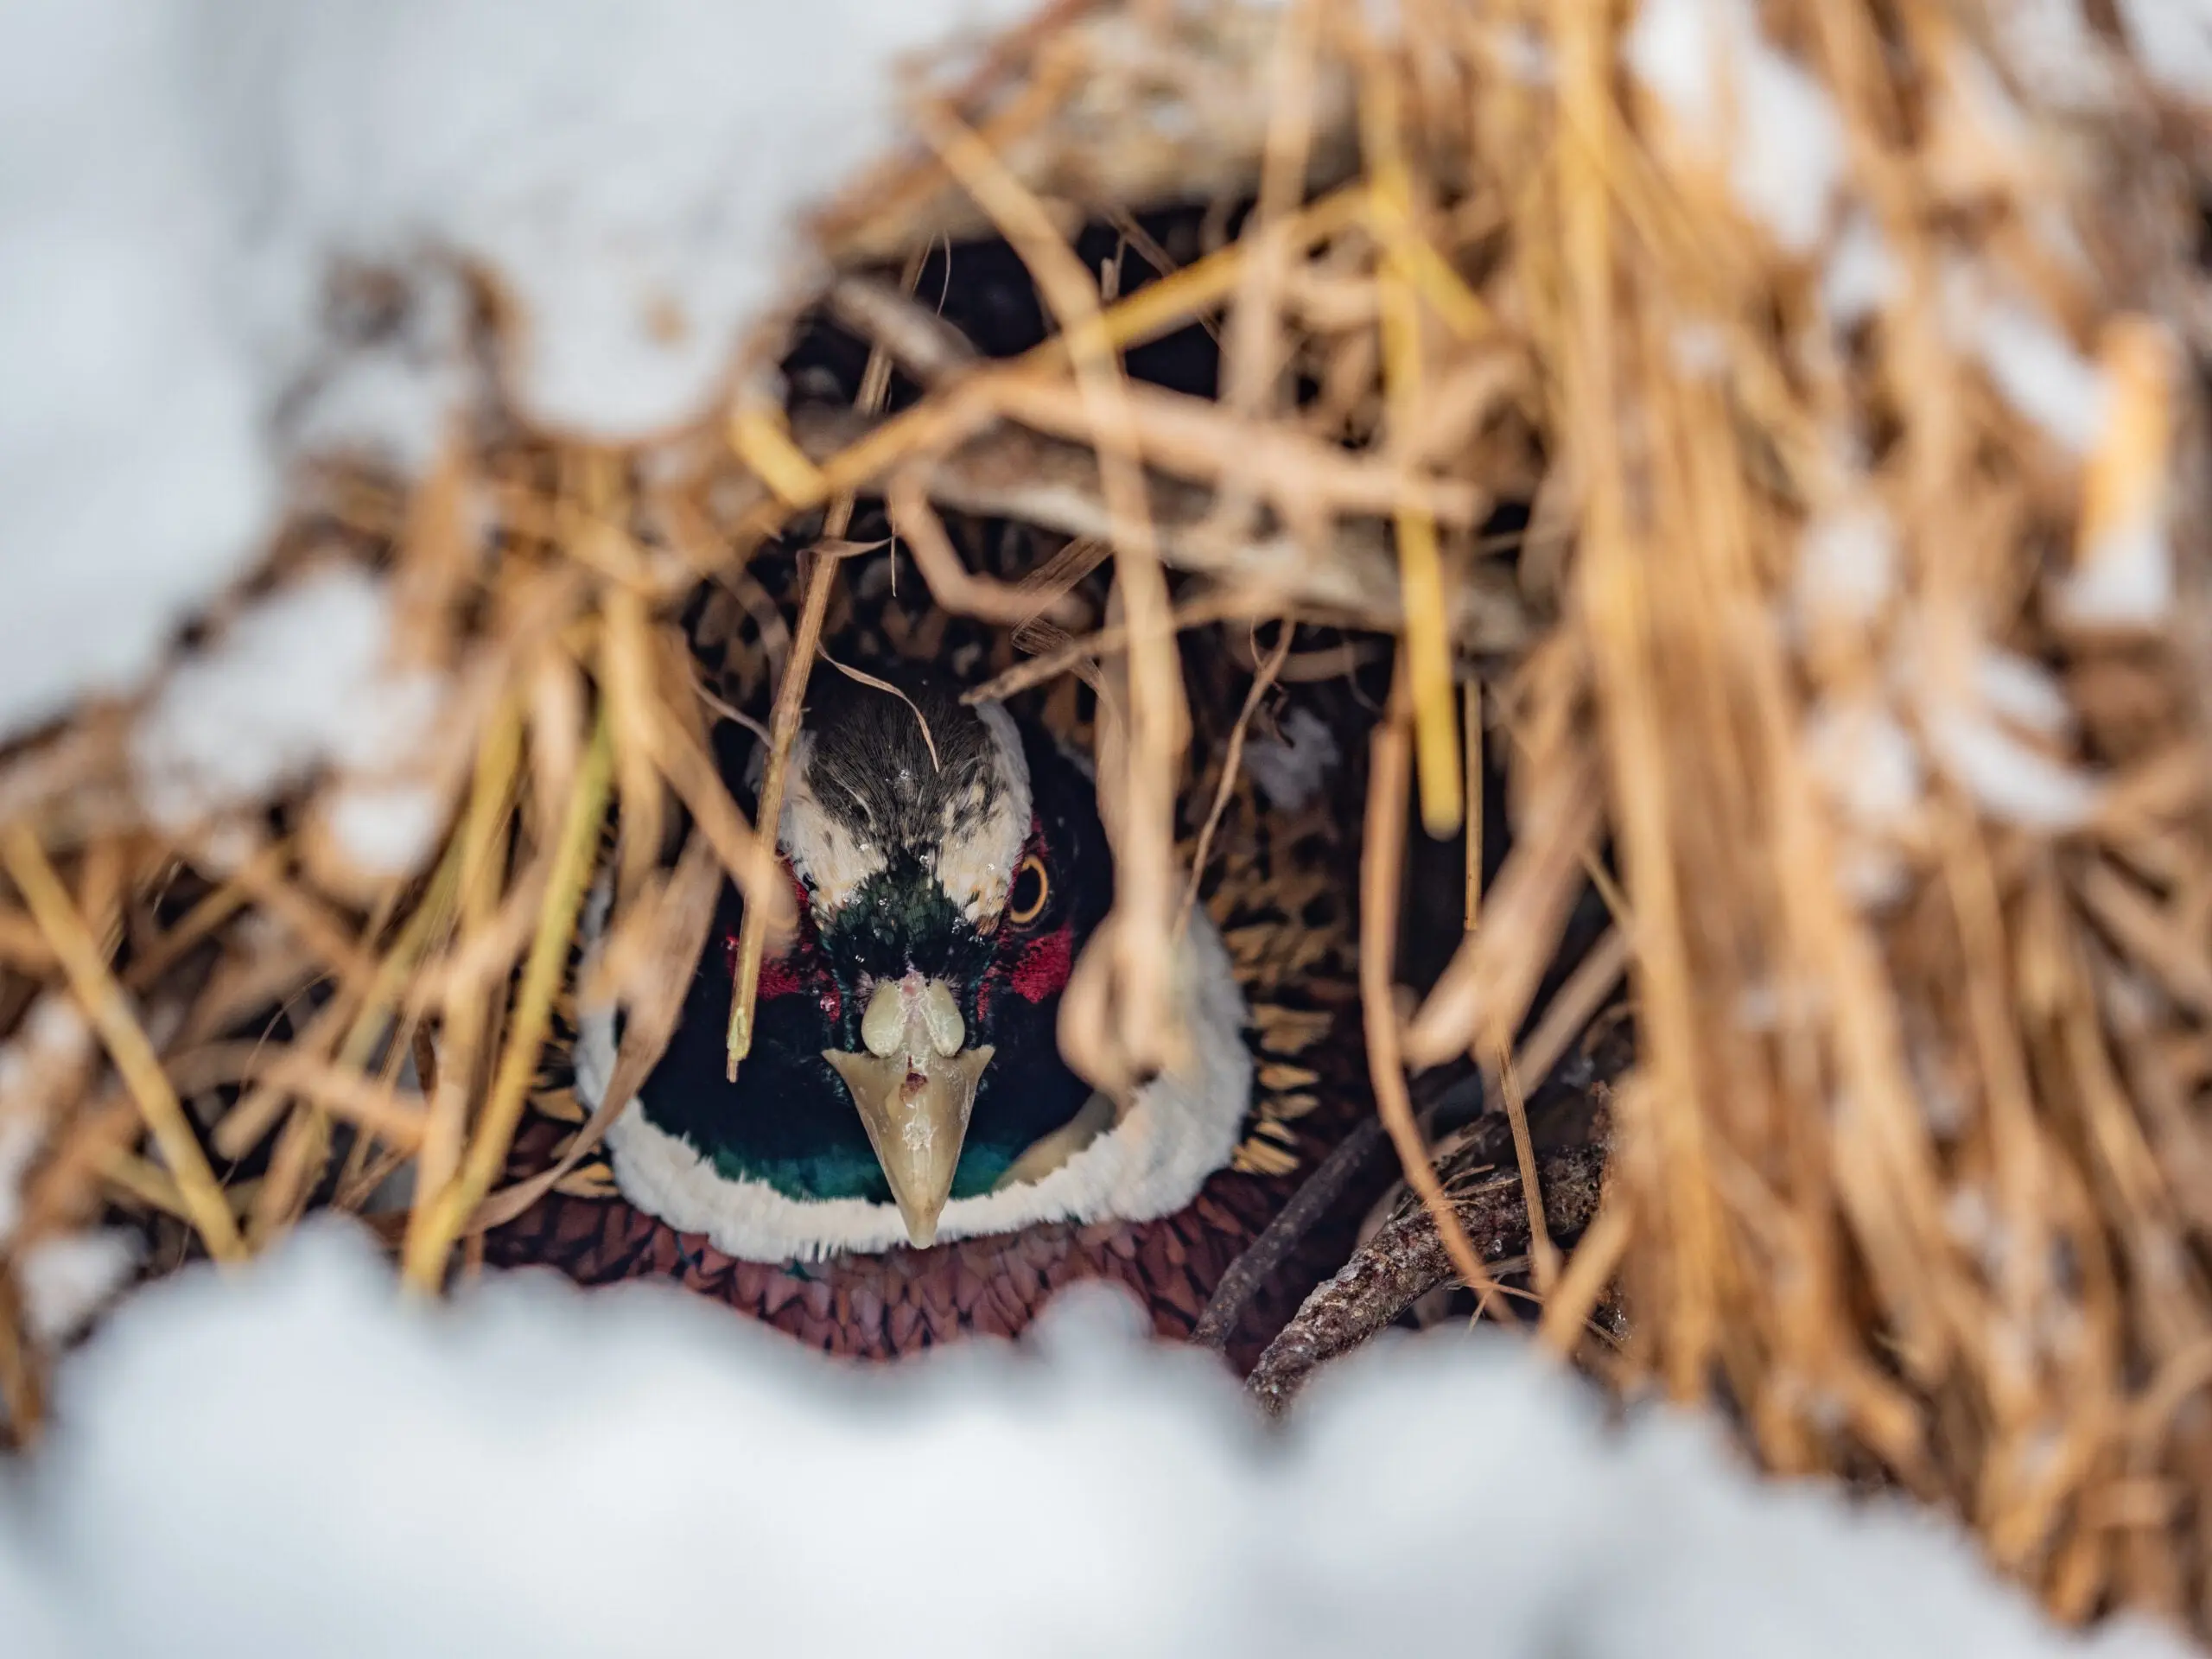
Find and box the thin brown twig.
[963,588,1273,704]
[738,185,1372,548]
[1180,622,1294,934]
[887,470,1073,625]
[1492,1043,1560,1292]
[1361,673,1496,1304]
[1464,679,1483,933]
[724,550,836,1078]
[722,252,922,1075]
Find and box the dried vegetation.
[2,0,2211,1637]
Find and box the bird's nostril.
[919,978,965,1056]
[861,982,906,1058]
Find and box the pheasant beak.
[824,974,993,1249]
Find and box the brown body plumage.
[487,1109,1354,1366]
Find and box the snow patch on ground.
[14,1232,140,1349]
[1624,0,1847,255]
[1796,504,1897,627]
[2059,508,2173,630]
[1807,696,1922,830]
[1997,0,2119,111]
[1822,209,1900,331]
[1893,626,2101,833]
[0,1223,2191,1659]
[1974,645,2075,738]
[0,996,95,1248]
[0,2,275,745]
[1923,707,2101,832]
[0,0,1035,754]
[1942,263,2112,458]
[196,0,1038,437]
[2118,0,2212,105]
[130,566,448,868]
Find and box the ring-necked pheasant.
[490,639,1367,1362]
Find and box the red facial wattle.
[1009,923,1073,1003]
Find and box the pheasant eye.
[1007,855,1049,925]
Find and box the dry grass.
[1,0,2210,1638]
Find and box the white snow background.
[0,1220,2193,1659]
[0,0,1033,748]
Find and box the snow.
[280,270,474,476]
[2117,0,2212,105]
[20,997,91,1065]
[1670,319,1730,377]
[1822,210,1901,331]
[200,0,1038,437]
[1943,264,2112,458]
[0,0,1036,755]
[1797,504,1898,627]
[1923,707,2101,832]
[1976,299,2110,456]
[130,565,450,871]
[1945,40,2037,158]
[1806,696,1922,829]
[2059,508,2173,630]
[0,2,275,745]
[1998,0,2119,111]
[1889,626,2101,833]
[0,996,94,1248]
[0,1221,2189,1659]
[319,780,452,879]
[1975,645,2075,737]
[14,1231,140,1348]
[1490,22,1555,86]
[0,1116,41,1251]
[1624,0,1847,256]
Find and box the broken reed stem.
[963,587,1266,705]
[723,258,918,1074]
[404,708,613,1288]
[1464,680,1482,932]
[1361,58,1461,841]
[403,697,521,1271]
[725,550,835,1078]
[912,95,1186,1076]
[1362,677,1495,1304]
[1516,926,1630,1087]
[0,1265,41,1445]
[1536,1192,1631,1359]
[1549,0,1724,1404]
[1492,1044,1560,1293]
[3,825,244,1265]
[1180,621,1294,933]
[734,183,1370,552]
